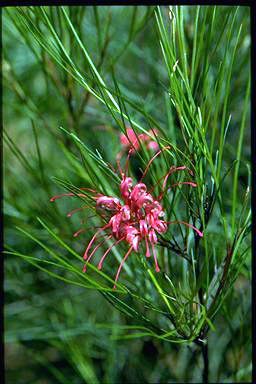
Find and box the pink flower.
[50,147,203,288]
[117,127,159,161]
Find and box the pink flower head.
[50,146,203,288]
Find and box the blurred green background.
[4,6,251,383]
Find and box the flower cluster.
[50,147,203,288]
[91,176,168,285]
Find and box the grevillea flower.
[117,127,159,161]
[50,147,203,288]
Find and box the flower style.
[50,147,203,288]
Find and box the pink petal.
[145,237,151,257]
[109,213,122,237]
[120,176,133,199]
[149,229,158,244]
[151,242,160,272]
[140,220,148,236]
[96,196,121,212]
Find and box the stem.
[202,341,209,384]
[158,236,192,263]
[194,335,209,383]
